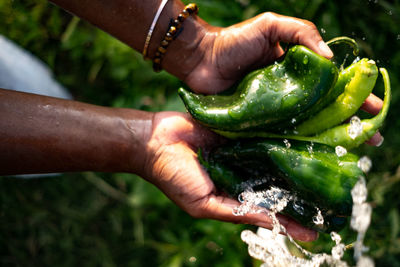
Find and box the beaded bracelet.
[152,3,199,72]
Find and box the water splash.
[236,175,374,266]
[347,116,363,139]
[351,177,373,265]
[357,156,372,173]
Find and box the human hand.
[184,12,333,95]
[142,111,318,242]
[182,12,383,145]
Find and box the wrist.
[114,108,154,176]
[146,1,211,80]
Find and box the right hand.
[141,111,318,242]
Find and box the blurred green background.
[0,0,399,266]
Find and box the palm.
[144,111,317,242]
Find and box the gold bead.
[181,10,189,18]
[165,32,173,41]
[168,26,177,35]
[157,46,167,54]
[178,14,185,22]
[186,3,198,14]
[161,40,169,47]
[171,19,180,27]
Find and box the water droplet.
[312,209,324,225]
[347,116,363,139]
[320,28,326,34]
[397,34,400,40]
[330,232,342,244]
[292,200,305,215]
[303,55,309,64]
[283,139,291,148]
[228,105,243,119]
[307,144,313,154]
[335,146,347,157]
[353,56,361,63]
[358,156,372,173]
[388,10,393,15]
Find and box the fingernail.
[366,132,384,147]
[318,41,334,59]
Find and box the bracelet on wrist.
[142,0,169,59]
[152,3,199,72]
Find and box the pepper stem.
[327,36,359,56]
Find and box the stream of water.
[236,153,374,267]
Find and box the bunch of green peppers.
[179,37,391,233]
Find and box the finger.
[361,93,383,115]
[265,12,333,59]
[195,195,318,242]
[365,131,384,147]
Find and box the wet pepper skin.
[179,45,338,132]
[200,139,363,232]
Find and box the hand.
[142,111,318,242]
[185,12,333,95]
[183,12,384,146]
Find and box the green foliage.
[1,0,399,266]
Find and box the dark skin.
[0,0,383,242]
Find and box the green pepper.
[275,37,361,132]
[294,58,378,136]
[179,45,338,132]
[215,68,390,150]
[200,139,362,232]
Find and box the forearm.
[49,0,210,80]
[0,89,153,175]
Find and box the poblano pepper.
[199,139,363,232]
[215,68,390,150]
[179,45,338,132]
